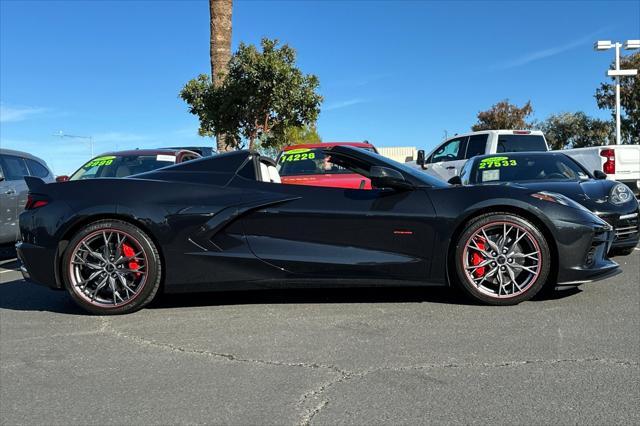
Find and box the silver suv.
[0,149,54,244]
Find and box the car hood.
[483,179,633,213]
[511,180,611,202]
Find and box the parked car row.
[412,129,640,195]
[9,133,639,315]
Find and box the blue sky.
[1,0,639,174]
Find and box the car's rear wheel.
[62,220,161,315]
[454,213,551,305]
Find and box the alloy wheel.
[461,221,542,298]
[68,229,148,308]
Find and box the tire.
[62,219,162,315]
[453,212,551,305]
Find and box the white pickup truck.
[562,145,640,195]
[413,130,549,182]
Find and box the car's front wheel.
[454,213,551,305]
[62,219,162,315]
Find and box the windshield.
[69,154,177,180]
[277,148,362,176]
[348,147,450,188]
[471,154,590,184]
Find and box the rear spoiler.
[24,176,47,193]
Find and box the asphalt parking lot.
[1,248,638,425]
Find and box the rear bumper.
[15,241,60,289]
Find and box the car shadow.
[0,274,581,315]
[149,286,475,310]
[0,278,86,315]
[0,245,16,261]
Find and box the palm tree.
[210,0,233,151]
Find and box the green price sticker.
[478,156,517,169]
[83,156,116,169]
[280,149,316,162]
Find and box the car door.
[235,157,437,281]
[425,137,468,181]
[0,154,30,243]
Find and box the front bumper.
[555,220,620,285]
[598,209,639,251]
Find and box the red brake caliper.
[122,243,141,277]
[471,238,486,278]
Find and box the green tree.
[538,112,613,150]
[180,38,323,150]
[595,51,640,144]
[472,99,534,131]
[256,124,321,157]
[279,124,321,146]
[209,0,234,151]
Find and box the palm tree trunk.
[210,0,233,151]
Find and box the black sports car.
[453,152,639,256]
[17,146,620,314]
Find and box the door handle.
[445,166,456,170]
[4,189,16,195]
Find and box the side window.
[25,159,50,178]
[465,134,488,159]
[0,155,30,181]
[459,160,472,185]
[431,137,467,163]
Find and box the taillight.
[25,194,49,210]
[600,149,615,174]
[513,130,531,135]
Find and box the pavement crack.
[295,357,637,425]
[297,369,359,426]
[98,317,346,373]
[386,357,639,372]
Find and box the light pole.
[54,131,94,157]
[594,40,639,145]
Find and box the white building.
[377,146,417,163]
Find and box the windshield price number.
[281,152,316,162]
[479,157,517,169]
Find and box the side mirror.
[593,170,607,180]
[448,175,462,186]
[370,166,413,190]
[56,175,69,182]
[416,150,426,168]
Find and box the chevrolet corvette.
[17,146,620,314]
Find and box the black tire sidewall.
[454,213,551,305]
[62,220,162,315]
